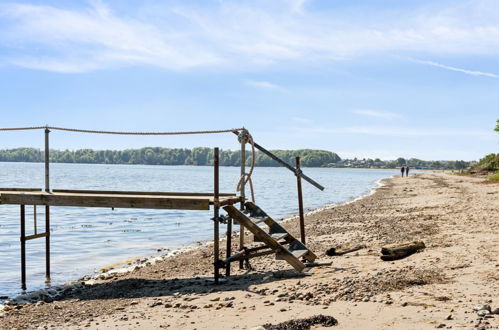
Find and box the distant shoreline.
[0,147,472,170]
[0,160,450,171]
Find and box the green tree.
[395,157,406,166]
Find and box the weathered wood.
[0,188,41,191]
[244,201,317,262]
[381,241,425,261]
[326,244,366,256]
[239,137,246,270]
[0,192,214,210]
[225,205,313,272]
[295,156,306,244]
[52,189,236,197]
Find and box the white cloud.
[0,2,219,72]
[352,109,402,119]
[246,80,284,91]
[409,58,499,78]
[2,1,499,72]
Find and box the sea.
[0,162,399,300]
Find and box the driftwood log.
[380,241,425,261]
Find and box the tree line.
[0,147,341,167]
[333,157,471,170]
[0,147,477,169]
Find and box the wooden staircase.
[223,202,317,272]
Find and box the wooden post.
[239,136,246,269]
[296,157,306,245]
[20,205,26,291]
[44,127,51,283]
[213,147,220,284]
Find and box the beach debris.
[473,304,496,317]
[473,304,491,312]
[262,314,338,329]
[380,241,425,261]
[326,245,366,257]
[477,309,490,317]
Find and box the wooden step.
[245,201,317,263]
[250,217,268,225]
[270,232,289,241]
[224,205,307,272]
[290,249,309,259]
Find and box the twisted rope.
[0,126,243,135]
[0,126,47,131]
[0,125,257,201]
[236,129,256,203]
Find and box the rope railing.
[0,126,244,135]
[0,125,257,202]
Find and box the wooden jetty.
[0,126,324,289]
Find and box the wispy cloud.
[246,80,284,91]
[352,109,402,119]
[291,126,493,138]
[0,1,219,72]
[2,1,499,72]
[410,58,499,78]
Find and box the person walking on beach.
[405,166,410,177]
[401,166,405,177]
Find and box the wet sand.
[1,172,498,329]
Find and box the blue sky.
[0,0,497,160]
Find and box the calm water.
[0,163,398,299]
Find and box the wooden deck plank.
[52,189,236,197]
[0,190,242,210]
[0,188,42,192]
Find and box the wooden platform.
[0,188,242,210]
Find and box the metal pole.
[33,205,37,235]
[44,128,50,192]
[44,128,51,283]
[239,138,246,269]
[296,157,306,244]
[45,205,50,283]
[213,147,220,284]
[226,217,232,277]
[20,205,26,290]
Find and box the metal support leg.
[33,205,37,234]
[213,147,220,284]
[44,127,51,283]
[226,218,232,276]
[45,205,50,283]
[20,205,26,291]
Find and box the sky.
[0,0,498,160]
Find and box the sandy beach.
[1,172,498,329]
